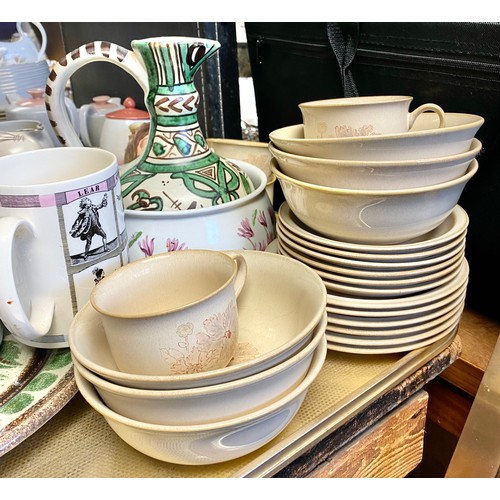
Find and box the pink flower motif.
[138,235,155,256]
[166,237,188,252]
[237,218,255,239]
[257,210,268,228]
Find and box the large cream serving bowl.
[269,139,481,190]
[68,250,327,390]
[269,112,483,161]
[73,334,327,465]
[272,160,478,245]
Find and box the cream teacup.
[0,147,128,348]
[89,250,247,376]
[299,95,446,139]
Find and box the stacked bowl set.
[269,95,483,355]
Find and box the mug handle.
[408,103,446,130]
[45,41,148,148]
[222,251,247,298]
[0,217,55,341]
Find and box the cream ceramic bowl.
[73,334,327,465]
[269,112,484,161]
[272,160,478,244]
[125,160,276,262]
[269,139,481,190]
[72,312,326,426]
[69,250,327,390]
[277,201,469,263]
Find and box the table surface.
[0,332,461,478]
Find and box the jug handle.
[45,41,148,148]
[78,103,93,147]
[16,22,47,62]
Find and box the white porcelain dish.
[326,259,469,311]
[326,299,464,339]
[69,250,327,390]
[272,160,478,244]
[277,226,465,280]
[269,139,481,190]
[278,201,469,259]
[73,333,327,465]
[326,323,459,355]
[72,312,326,426]
[269,112,484,161]
[326,287,467,328]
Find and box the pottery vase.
[45,36,255,212]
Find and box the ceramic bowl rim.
[269,138,481,168]
[124,160,267,219]
[278,202,469,256]
[73,333,327,433]
[269,113,484,144]
[89,249,239,319]
[272,159,478,196]
[72,312,326,399]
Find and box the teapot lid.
[106,97,149,120]
[16,88,45,108]
[91,95,120,110]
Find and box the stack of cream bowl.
[269,96,483,354]
[69,250,328,465]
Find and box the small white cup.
[90,250,247,376]
[299,95,446,139]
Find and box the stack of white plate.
[276,201,469,354]
[0,59,50,109]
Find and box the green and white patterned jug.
[45,36,255,212]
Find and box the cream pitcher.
[45,36,255,212]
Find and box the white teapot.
[98,97,149,165]
[78,95,123,148]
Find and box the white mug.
[299,95,446,138]
[0,147,128,348]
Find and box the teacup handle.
[231,254,248,298]
[45,41,148,147]
[222,251,248,298]
[0,217,55,341]
[408,103,446,130]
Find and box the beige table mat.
[0,334,456,478]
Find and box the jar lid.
[105,97,149,120]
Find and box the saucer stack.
[269,97,484,354]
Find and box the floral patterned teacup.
[89,250,247,376]
[299,95,445,139]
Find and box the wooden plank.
[425,377,473,438]
[307,391,428,478]
[442,308,500,396]
[276,337,461,477]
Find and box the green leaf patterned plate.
[0,325,77,457]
